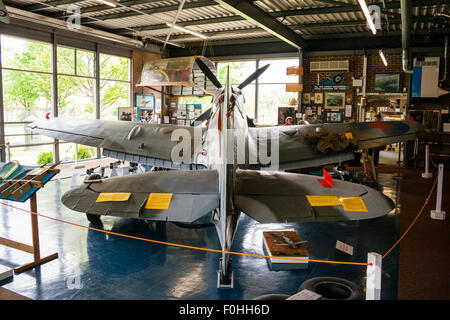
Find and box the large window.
[257,59,299,125]
[1,34,131,165]
[217,61,256,119]
[57,45,97,161]
[216,58,299,125]
[1,35,54,165]
[100,53,130,120]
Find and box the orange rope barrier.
[382,169,440,259]
[429,153,439,169]
[0,201,371,267]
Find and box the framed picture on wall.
[325,92,345,109]
[137,107,154,123]
[374,74,400,92]
[135,94,155,109]
[302,93,311,104]
[118,107,133,121]
[314,92,323,104]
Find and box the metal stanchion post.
[421,144,432,179]
[73,143,85,169]
[6,142,10,162]
[366,252,382,300]
[431,164,446,220]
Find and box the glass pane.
[4,123,53,146]
[258,84,296,125]
[217,61,256,85]
[242,84,255,119]
[2,69,52,122]
[100,54,129,81]
[100,80,130,120]
[76,49,95,77]
[57,46,75,75]
[58,76,96,118]
[59,143,97,162]
[1,35,51,72]
[259,58,299,84]
[9,144,54,166]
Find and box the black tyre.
[86,213,102,226]
[172,221,213,228]
[299,277,364,300]
[252,294,290,300]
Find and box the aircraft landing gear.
[217,257,234,289]
[86,213,102,226]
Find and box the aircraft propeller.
[195,57,222,89]
[238,63,270,90]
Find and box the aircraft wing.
[62,170,219,223]
[248,120,424,170]
[234,169,394,223]
[28,118,206,170]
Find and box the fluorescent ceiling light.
[379,50,388,66]
[94,0,117,7]
[358,0,377,35]
[166,23,207,39]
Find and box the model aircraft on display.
[28,56,424,287]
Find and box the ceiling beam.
[77,0,217,23]
[19,0,80,12]
[213,0,306,49]
[170,28,449,58]
[47,0,166,18]
[167,15,444,41]
[110,0,449,35]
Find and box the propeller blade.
[195,57,222,89]
[190,107,212,126]
[238,64,270,90]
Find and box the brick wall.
[302,53,408,120]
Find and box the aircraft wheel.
[86,213,102,226]
[298,277,364,300]
[172,221,213,228]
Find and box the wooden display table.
[262,230,309,270]
[0,162,60,274]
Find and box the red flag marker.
[317,168,334,188]
[45,112,51,119]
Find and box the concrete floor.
[0,161,403,300]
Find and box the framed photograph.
[137,107,154,123]
[302,93,311,104]
[374,74,400,92]
[314,92,323,104]
[135,94,155,109]
[325,92,345,109]
[326,111,342,123]
[118,107,133,121]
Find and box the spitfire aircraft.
[29,56,424,287]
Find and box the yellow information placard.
[96,193,131,202]
[345,132,354,139]
[306,195,341,206]
[339,197,368,212]
[145,193,173,210]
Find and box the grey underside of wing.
[247,121,423,169]
[29,118,206,169]
[234,169,394,223]
[62,170,220,223]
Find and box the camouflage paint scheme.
[29,57,424,285]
